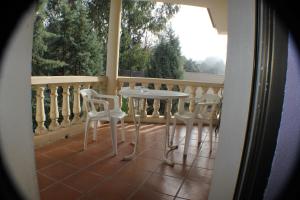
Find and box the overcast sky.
[170,5,227,62]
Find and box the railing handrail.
[31,76,107,85]
[118,76,224,88]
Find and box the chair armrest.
[94,94,122,112]
[87,99,109,111]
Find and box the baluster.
[202,87,209,96]
[128,82,135,117]
[178,85,185,114]
[211,87,218,95]
[141,83,148,117]
[72,84,82,124]
[189,86,197,112]
[152,83,161,118]
[35,86,47,135]
[49,85,59,131]
[61,84,70,127]
[166,84,173,117]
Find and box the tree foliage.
[32,0,102,76]
[32,0,182,77]
[148,28,183,79]
[183,56,225,74]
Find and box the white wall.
[208,0,256,199]
[0,4,39,200]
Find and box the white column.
[106,0,122,95]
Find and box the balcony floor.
[35,123,219,200]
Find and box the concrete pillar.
[106,0,122,95]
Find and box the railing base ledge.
[34,124,84,149]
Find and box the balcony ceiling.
[152,0,227,34]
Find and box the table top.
[119,87,189,99]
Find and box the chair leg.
[83,119,90,150]
[197,122,203,145]
[120,118,125,142]
[183,121,193,156]
[209,122,213,154]
[92,121,97,141]
[110,118,118,156]
[170,118,177,146]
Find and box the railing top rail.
[118,76,224,88]
[31,76,107,85]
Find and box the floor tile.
[44,147,77,160]
[39,161,79,181]
[154,163,191,178]
[62,152,98,169]
[40,183,81,200]
[168,151,195,166]
[177,179,210,200]
[88,159,127,177]
[37,172,55,191]
[112,169,151,187]
[143,173,183,196]
[130,187,174,200]
[193,157,215,170]
[188,167,213,184]
[122,157,161,173]
[139,149,165,160]
[35,124,217,199]
[35,154,57,170]
[35,139,70,154]
[63,170,105,193]
[83,179,136,200]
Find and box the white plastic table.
[119,87,189,166]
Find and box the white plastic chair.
[171,93,221,156]
[80,89,126,155]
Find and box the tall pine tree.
[32,0,102,76]
[149,27,183,79]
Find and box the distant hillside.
[183,56,225,75]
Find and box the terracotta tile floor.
[35,123,219,200]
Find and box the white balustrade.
[31,76,107,136]
[117,76,224,123]
[31,75,223,147]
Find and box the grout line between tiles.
[173,133,209,199]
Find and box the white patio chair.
[80,89,126,155]
[171,93,221,156]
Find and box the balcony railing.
[31,76,223,147]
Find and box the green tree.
[87,0,179,74]
[32,0,66,75]
[32,0,102,76]
[148,28,183,79]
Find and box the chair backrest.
[195,94,221,119]
[80,89,102,113]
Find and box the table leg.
[163,98,178,166]
[123,97,140,160]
